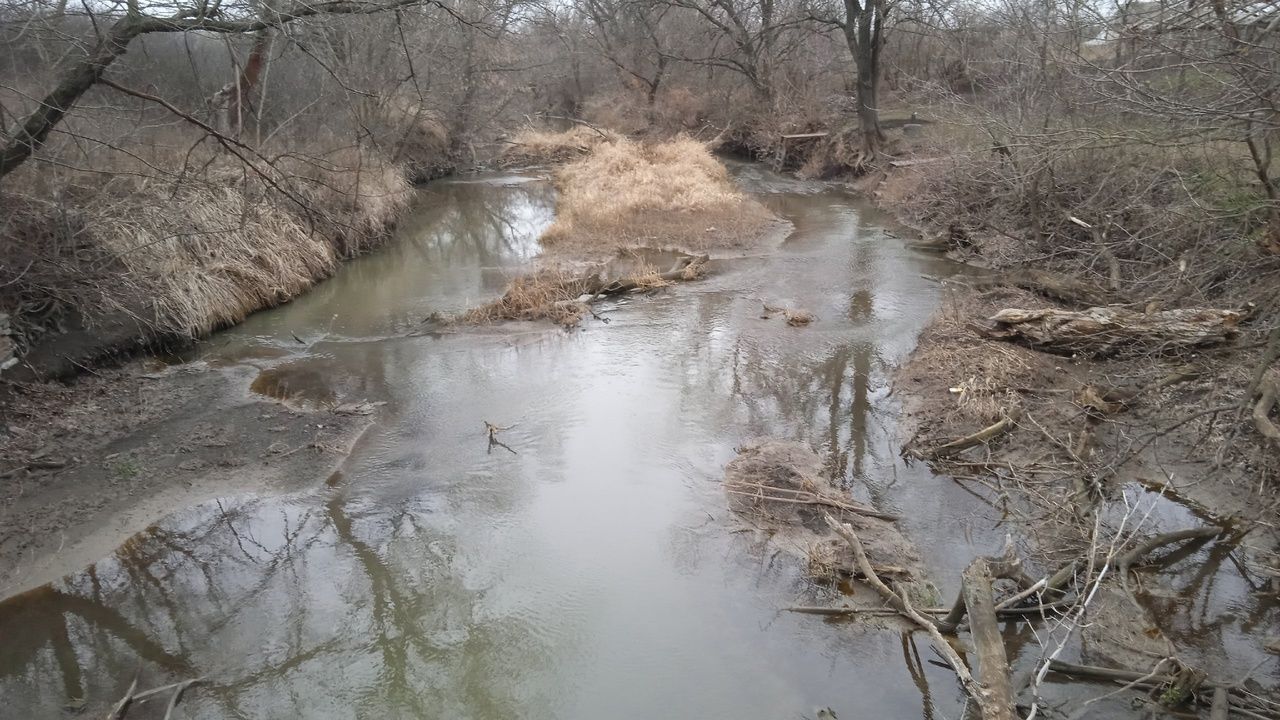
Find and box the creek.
[0,164,1052,719]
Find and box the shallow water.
[2,166,1051,718]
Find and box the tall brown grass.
[540,136,780,255]
[0,139,411,355]
[498,126,618,167]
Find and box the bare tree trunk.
[0,0,424,181]
[210,31,273,137]
[842,0,885,156]
[0,19,140,179]
[855,63,879,152]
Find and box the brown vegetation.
[1,144,410,371]
[540,136,782,255]
[454,251,708,327]
[497,126,617,167]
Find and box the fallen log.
[1005,268,1124,308]
[583,253,708,297]
[978,306,1243,356]
[786,599,1071,619]
[1211,686,1229,720]
[963,559,1017,720]
[935,537,1035,633]
[445,252,709,328]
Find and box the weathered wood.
[923,412,1018,458]
[822,514,1005,719]
[888,157,941,168]
[1211,686,1229,720]
[962,559,1016,720]
[582,253,708,297]
[979,306,1243,356]
[1252,372,1280,453]
[936,538,1034,633]
[1006,268,1123,308]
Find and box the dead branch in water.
[1047,661,1280,719]
[107,675,204,720]
[161,679,203,720]
[107,672,139,720]
[786,599,1071,618]
[961,558,1017,720]
[485,421,517,455]
[725,483,899,521]
[935,537,1034,633]
[822,513,1002,718]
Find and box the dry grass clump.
[498,126,617,167]
[625,262,673,290]
[0,142,412,354]
[453,250,708,328]
[541,136,779,254]
[459,268,589,327]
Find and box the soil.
[0,358,373,597]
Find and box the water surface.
[1,166,1014,719]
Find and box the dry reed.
[0,140,411,352]
[540,136,780,255]
[498,126,617,167]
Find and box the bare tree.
[0,0,437,179]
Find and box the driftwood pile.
[812,517,1247,720]
[722,439,922,589]
[438,251,709,328]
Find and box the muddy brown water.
[0,166,1269,718]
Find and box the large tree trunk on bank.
[855,66,880,153]
[978,306,1244,356]
[842,0,885,157]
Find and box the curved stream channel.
[3,167,1053,717]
